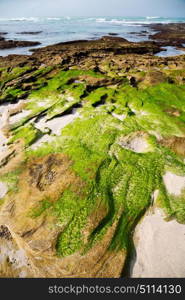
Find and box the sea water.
[0,16,185,57]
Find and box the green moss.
[56,190,90,252]
[0,66,32,102]
[30,198,53,218]
[0,87,27,102]
[169,193,185,224]
[26,83,185,254]
[9,124,43,146]
[32,66,54,77]
[0,66,31,86]
[29,69,104,100]
[0,168,23,194]
[2,63,185,258]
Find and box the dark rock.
[0,32,7,42]
[130,76,137,87]
[16,31,43,35]
[148,23,185,46]
[0,225,12,240]
[101,36,128,42]
[108,33,119,36]
[0,40,41,50]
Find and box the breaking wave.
[0,17,39,22]
[146,16,160,19]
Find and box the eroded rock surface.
[149,23,185,47]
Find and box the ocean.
[0,16,185,57]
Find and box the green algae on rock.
[0,37,185,278]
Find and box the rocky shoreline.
[148,23,185,47]
[0,23,185,55]
[0,27,185,278]
[0,31,41,50]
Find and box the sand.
[0,240,28,269]
[30,134,55,150]
[30,108,80,149]
[0,100,30,139]
[0,130,8,153]
[9,109,30,125]
[0,182,8,199]
[119,133,149,153]
[131,207,185,278]
[34,108,80,136]
[0,99,80,152]
[163,171,185,196]
[112,112,126,121]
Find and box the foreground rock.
[0,36,184,278]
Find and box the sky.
[0,0,185,17]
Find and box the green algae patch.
[25,79,185,256]
[55,190,90,256]
[27,109,184,257]
[0,66,31,87]
[0,87,27,102]
[0,168,23,195]
[0,66,32,102]
[29,69,104,99]
[169,193,185,224]
[1,61,185,260]
[30,198,53,218]
[9,124,43,146]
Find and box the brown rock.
[148,23,185,46]
[16,31,43,35]
[0,39,41,50]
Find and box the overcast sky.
[0,0,185,17]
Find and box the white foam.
[146,16,160,19]
[0,17,39,22]
[47,17,61,21]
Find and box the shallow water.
[156,46,185,57]
[0,16,185,57]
